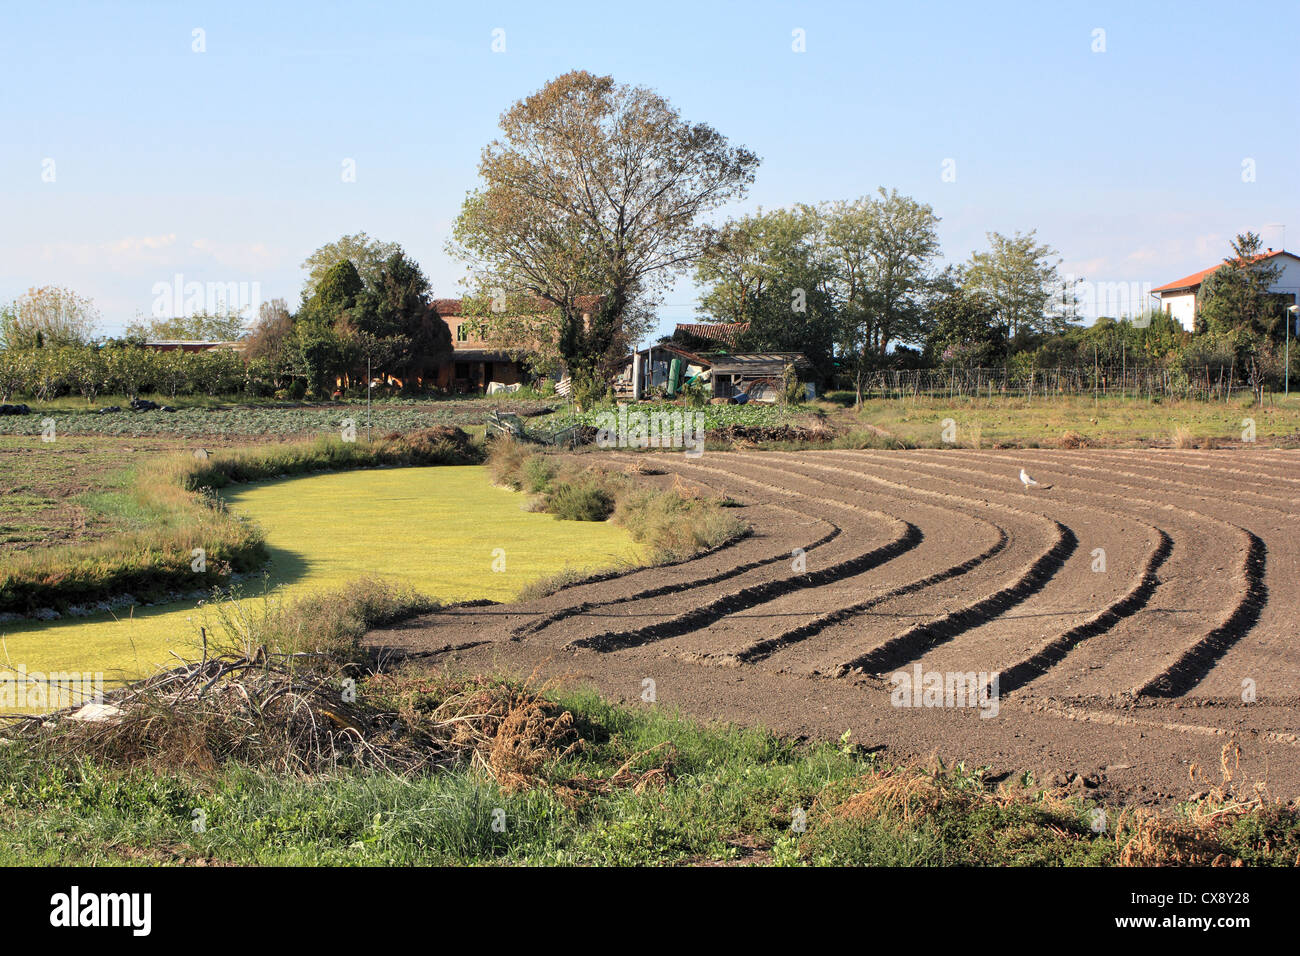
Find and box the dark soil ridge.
[570,517,923,653]
[997,530,1175,695]
[844,520,1077,675]
[731,527,1012,666]
[848,448,1265,696]
[1138,529,1268,697]
[509,523,839,641]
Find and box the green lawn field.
[0,466,640,683]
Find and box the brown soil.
[366,448,1300,807]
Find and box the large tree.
[1,286,99,350]
[1197,231,1287,402]
[694,206,838,382]
[301,232,402,298]
[822,189,941,401]
[356,251,451,384]
[451,70,759,389]
[923,270,1008,368]
[963,230,1061,339]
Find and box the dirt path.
[366,448,1300,806]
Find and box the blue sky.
[2,0,1297,340]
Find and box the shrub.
[208,577,437,661]
[486,437,534,489]
[546,482,615,521]
[613,488,748,561]
[521,455,556,493]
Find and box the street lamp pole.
[1287,305,1298,397]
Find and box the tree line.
[688,207,1295,403]
[0,233,455,403]
[4,71,1295,407]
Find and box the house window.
[456,323,469,342]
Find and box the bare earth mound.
[367,448,1300,807]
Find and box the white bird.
[1019,468,1038,488]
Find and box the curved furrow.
[1105,448,1300,492]
[654,454,1013,665]
[789,451,1167,688]
[513,451,913,651]
[688,453,1056,668]
[509,517,843,640]
[886,449,1264,697]
[1007,449,1298,516]
[1136,530,1268,697]
[996,530,1173,694]
[727,528,1010,666]
[839,519,1076,674]
[1154,448,1300,484]
[763,452,1152,679]
[568,516,923,652]
[367,465,827,653]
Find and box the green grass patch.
[2,672,1295,866]
[0,466,641,680]
[486,438,749,563]
[0,428,481,617]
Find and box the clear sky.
[2,0,1297,339]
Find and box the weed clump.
[546,482,615,521]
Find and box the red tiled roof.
[1152,249,1296,293]
[674,322,750,347]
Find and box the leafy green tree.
[1196,232,1287,401]
[0,349,34,401]
[695,206,838,382]
[105,347,156,400]
[819,190,940,401]
[291,321,345,397]
[924,285,1007,367]
[451,70,759,389]
[29,347,68,401]
[963,230,1061,340]
[154,349,193,400]
[1,286,99,349]
[191,349,244,397]
[66,347,109,404]
[124,310,248,342]
[291,261,363,395]
[304,259,365,317]
[354,251,451,385]
[301,233,402,298]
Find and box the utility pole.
[1287,305,1298,397]
[366,357,372,442]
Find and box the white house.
[1151,249,1300,332]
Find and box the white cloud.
[35,233,179,267]
[190,238,285,272]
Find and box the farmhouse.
[426,295,604,393]
[1151,248,1300,332]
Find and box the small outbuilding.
[704,352,812,402]
[614,348,810,403]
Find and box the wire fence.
[853,365,1251,402]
